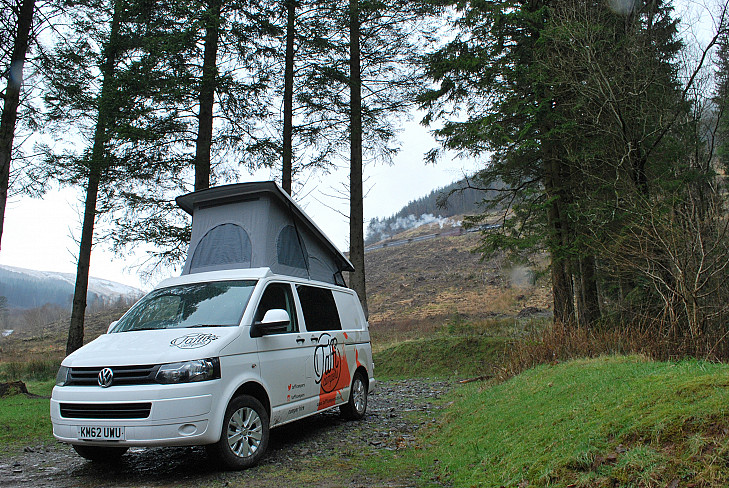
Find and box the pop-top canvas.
[176,182,353,286]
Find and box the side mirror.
[107,321,119,334]
[250,309,290,338]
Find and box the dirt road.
[0,379,451,488]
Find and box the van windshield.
[111,280,257,332]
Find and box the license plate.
[77,426,125,441]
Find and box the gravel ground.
[0,379,452,488]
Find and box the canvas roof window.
[176,181,353,286]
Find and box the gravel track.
[0,379,451,488]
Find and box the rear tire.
[72,444,128,462]
[207,394,269,470]
[340,371,368,420]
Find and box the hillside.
[0,265,143,310]
[0,220,551,362]
[0,303,129,362]
[364,220,552,333]
[361,177,547,337]
[365,177,505,245]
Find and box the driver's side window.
[254,283,299,333]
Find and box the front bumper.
[50,382,222,447]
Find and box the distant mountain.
[0,265,144,310]
[365,176,504,245]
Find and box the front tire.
[72,444,128,462]
[340,371,368,420]
[207,394,269,470]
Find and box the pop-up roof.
[176,181,353,286]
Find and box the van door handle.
[296,337,305,344]
[310,336,319,342]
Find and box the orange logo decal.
[314,333,351,411]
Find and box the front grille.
[67,365,159,386]
[60,402,152,419]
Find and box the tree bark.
[282,0,295,195]
[545,154,574,324]
[348,0,367,317]
[0,0,36,251]
[550,247,573,324]
[577,254,600,326]
[66,0,122,355]
[67,166,101,354]
[195,0,222,191]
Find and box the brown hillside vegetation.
[365,224,552,336]
[0,305,128,363]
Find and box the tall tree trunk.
[576,254,600,326]
[282,0,295,195]
[545,154,574,324]
[195,0,222,191]
[0,0,36,251]
[348,0,367,317]
[632,150,649,197]
[67,167,101,354]
[66,0,121,355]
[550,247,573,323]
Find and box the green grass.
[401,356,729,487]
[372,315,518,379]
[3,344,729,488]
[0,380,55,446]
[373,335,506,379]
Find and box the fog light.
[178,424,197,436]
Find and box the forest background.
[1,0,729,358]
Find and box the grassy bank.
[400,356,729,487]
[373,335,506,379]
[371,316,538,379]
[4,325,729,487]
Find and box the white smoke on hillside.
[366,214,461,244]
[509,266,535,287]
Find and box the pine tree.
[103,0,285,270]
[715,21,729,175]
[39,0,195,353]
[420,0,694,326]
[282,0,296,194]
[299,0,435,314]
[348,0,366,315]
[0,0,36,250]
[65,0,124,354]
[420,1,577,321]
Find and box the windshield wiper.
[185,324,235,328]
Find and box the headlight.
[155,358,220,384]
[56,366,70,386]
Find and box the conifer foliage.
[39,0,194,353]
[421,0,729,337]
[15,0,431,348]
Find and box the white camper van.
[50,182,375,469]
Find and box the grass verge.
[0,380,55,445]
[400,356,729,487]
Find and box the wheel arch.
[354,365,368,385]
[231,381,271,418]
